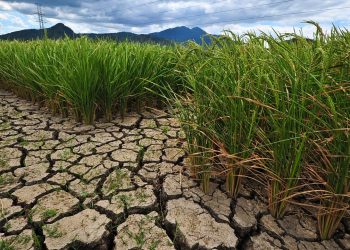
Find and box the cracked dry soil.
[0,89,349,250]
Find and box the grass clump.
[0,234,32,250]
[41,209,58,221]
[43,224,64,238]
[106,169,130,192]
[0,174,14,185]
[0,158,8,168]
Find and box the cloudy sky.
[0,0,349,36]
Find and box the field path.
[0,89,349,250]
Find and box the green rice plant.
[100,42,175,118]
[300,24,350,239]
[314,130,350,240]
[168,34,267,196]
[0,38,178,123]
[257,37,312,218]
[252,23,346,219]
[169,23,349,223]
[171,93,214,192]
[306,84,349,239]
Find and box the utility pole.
[35,3,47,38]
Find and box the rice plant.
[256,32,319,219]
[301,25,350,239]
[306,71,350,240]
[170,35,267,196]
[0,38,177,123]
[168,23,349,230]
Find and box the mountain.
[0,23,170,44]
[0,23,212,44]
[151,26,211,44]
[0,23,75,40]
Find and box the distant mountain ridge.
[151,26,210,44]
[0,23,75,41]
[0,23,212,44]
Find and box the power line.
[115,0,164,13]
[139,0,294,26]
[49,0,252,24]
[40,0,165,24]
[137,0,229,17]
[89,5,349,32]
[16,2,349,34]
[189,5,350,27]
[49,0,294,29]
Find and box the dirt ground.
[0,89,349,250]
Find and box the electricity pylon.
[35,3,47,38]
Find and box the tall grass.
[168,23,349,239]
[257,32,320,219]
[306,27,350,237]
[172,35,266,196]
[0,38,177,123]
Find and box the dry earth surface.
[0,89,349,250]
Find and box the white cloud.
[0,1,12,11]
[0,13,7,19]
[0,0,349,35]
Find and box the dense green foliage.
[0,38,178,123]
[0,23,349,240]
[170,23,349,239]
